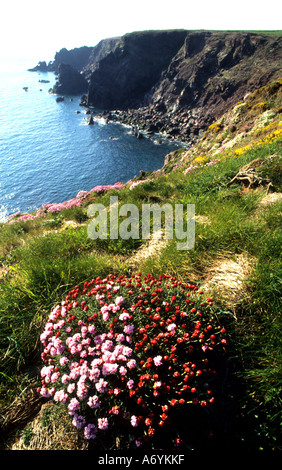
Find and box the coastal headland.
[29,30,282,142]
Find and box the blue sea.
[0,58,184,222]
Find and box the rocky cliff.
[30,30,281,138]
[52,63,88,95]
[87,30,188,109]
[88,31,281,140]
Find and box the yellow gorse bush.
[234,124,282,156]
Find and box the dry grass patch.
[258,192,282,207]
[10,401,87,451]
[128,230,168,268]
[199,253,255,311]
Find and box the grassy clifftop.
[0,79,281,452]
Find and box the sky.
[0,0,281,63]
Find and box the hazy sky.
[1,0,281,62]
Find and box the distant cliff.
[86,31,282,139]
[29,30,281,138]
[28,37,120,75]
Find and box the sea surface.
[0,58,184,222]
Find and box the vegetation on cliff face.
[0,78,281,452]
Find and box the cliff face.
[31,30,281,137]
[49,38,120,95]
[52,63,88,95]
[87,30,188,109]
[148,31,282,134]
[50,46,94,73]
[82,37,121,79]
[87,30,281,139]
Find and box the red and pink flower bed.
[38,273,227,449]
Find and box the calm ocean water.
[0,58,183,222]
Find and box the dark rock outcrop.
[87,30,188,109]
[28,61,48,72]
[52,63,88,95]
[87,31,281,140]
[82,37,121,80]
[148,31,282,133]
[28,38,121,75]
[48,46,94,73]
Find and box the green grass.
[0,133,281,451]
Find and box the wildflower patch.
[39,273,228,449]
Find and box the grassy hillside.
[0,79,281,452]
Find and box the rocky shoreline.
[94,106,202,144]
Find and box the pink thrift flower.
[122,346,132,357]
[95,378,108,393]
[127,359,136,369]
[77,385,88,399]
[98,417,108,430]
[119,312,130,321]
[40,387,54,398]
[67,383,76,394]
[127,379,134,389]
[115,296,124,306]
[59,356,69,366]
[91,358,103,367]
[50,371,60,383]
[87,395,101,409]
[101,340,113,352]
[54,390,68,403]
[81,326,88,338]
[130,415,138,427]
[72,414,86,429]
[88,325,96,335]
[61,374,70,384]
[167,323,177,332]
[116,333,125,342]
[153,355,163,366]
[68,397,80,413]
[119,366,127,376]
[84,423,97,440]
[124,324,134,334]
[102,362,118,375]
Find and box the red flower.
[148,428,155,437]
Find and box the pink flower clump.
[38,273,228,449]
[8,182,124,224]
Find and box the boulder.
[87,115,94,125]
